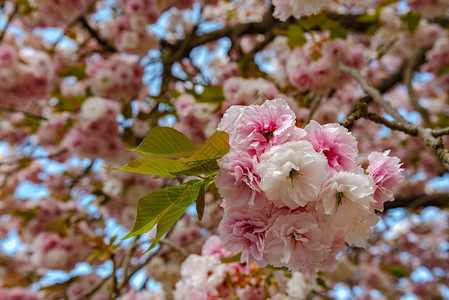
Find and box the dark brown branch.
[79,17,116,52]
[0,105,47,120]
[340,64,449,164]
[0,148,68,166]
[384,193,449,210]
[159,8,279,93]
[339,62,407,123]
[0,4,17,42]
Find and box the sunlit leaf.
[132,127,197,158]
[402,11,420,33]
[181,131,229,163]
[115,156,191,177]
[123,181,203,248]
[58,65,87,80]
[221,252,242,263]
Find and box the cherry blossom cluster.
[423,35,449,90]
[287,39,366,95]
[22,0,92,27]
[174,235,316,300]
[99,1,160,57]
[272,0,361,20]
[325,208,449,299]
[30,232,91,271]
[216,98,404,274]
[174,77,299,145]
[63,96,124,161]
[87,55,145,102]
[0,45,52,109]
[100,169,162,229]
[46,273,119,300]
[0,287,39,300]
[372,8,442,59]
[406,0,449,18]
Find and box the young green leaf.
[58,65,87,80]
[221,252,242,263]
[274,24,307,49]
[132,127,197,158]
[402,11,420,33]
[181,131,229,163]
[170,159,219,177]
[115,156,191,177]
[123,181,203,242]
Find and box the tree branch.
[339,65,449,165]
[0,105,47,120]
[384,193,449,210]
[339,62,407,123]
[79,17,116,52]
[0,4,17,42]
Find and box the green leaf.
[197,86,225,104]
[356,13,378,23]
[12,209,37,221]
[181,131,229,163]
[388,264,409,277]
[221,252,242,263]
[316,277,329,290]
[167,89,182,99]
[151,95,173,106]
[402,11,421,33]
[187,86,225,104]
[58,65,87,80]
[132,127,197,158]
[264,264,289,271]
[330,25,347,39]
[437,65,449,76]
[195,182,206,221]
[17,0,33,15]
[122,102,133,119]
[51,90,86,113]
[274,24,307,49]
[123,181,203,246]
[116,156,191,177]
[299,14,327,30]
[170,159,219,177]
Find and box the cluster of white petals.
[216,98,404,274]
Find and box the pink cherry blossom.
[218,208,269,265]
[367,150,404,211]
[305,120,359,175]
[217,98,306,156]
[319,172,375,225]
[257,140,329,209]
[264,211,335,274]
[215,150,267,209]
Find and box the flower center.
[263,130,273,141]
[288,168,301,188]
[336,192,345,211]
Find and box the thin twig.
[118,238,139,288]
[0,105,47,120]
[338,62,407,124]
[79,17,116,52]
[0,4,17,42]
[306,95,321,124]
[0,148,68,166]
